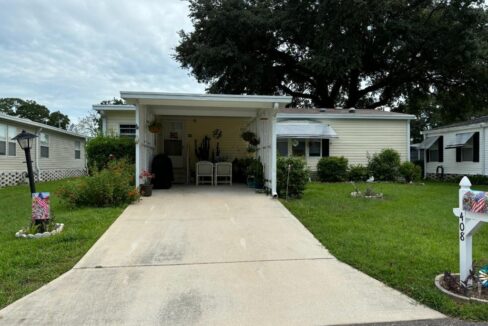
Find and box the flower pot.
[140,184,153,197]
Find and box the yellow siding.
[106,111,136,136]
[155,116,251,169]
[327,119,408,166]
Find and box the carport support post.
[135,103,141,188]
[271,103,278,197]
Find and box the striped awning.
[277,120,338,139]
[445,132,474,149]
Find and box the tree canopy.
[0,98,70,130]
[175,0,487,120]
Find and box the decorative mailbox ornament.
[453,177,488,287]
[479,265,488,288]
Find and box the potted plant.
[246,158,264,189]
[139,170,155,196]
[148,120,162,133]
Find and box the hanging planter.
[148,120,162,133]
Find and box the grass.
[282,181,488,321]
[0,179,125,309]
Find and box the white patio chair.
[214,162,232,186]
[196,161,214,185]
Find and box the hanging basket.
[148,126,161,134]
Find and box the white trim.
[277,113,415,120]
[135,104,141,188]
[0,113,85,139]
[271,114,277,197]
[149,107,258,117]
[92,104,136,112]
[422,123,488,135]
[120,91,292,104]
[406,120,411,161]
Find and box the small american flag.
[472,192,486,213]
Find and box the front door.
[162,120,185,169]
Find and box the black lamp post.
[12,130,38,194]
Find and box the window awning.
[418,136,439,149]
[277,120,338,139]
[445,132,474,149]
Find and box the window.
[277,139,288,156]
[427,136,443,162]
[322,139,330,157]
[0,124,6,156]
[309,140,321,157]
[119,124,136,137]
[75,140,81,159]
[40,132,49,158]
[456,132,479,162]
[7,126,16,156]
[291,140,305,156]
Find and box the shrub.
[317,156,348,182]
[367,148,401,181]
[57,159,139,207]
[277,156,309,198]
[399,161,422,182]
[348,164,369,182]
[467,174,488,186]
[86,135,135,171]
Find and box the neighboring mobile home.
[95,92,414,190]
[421,116,488,179]
[0,113,87,187]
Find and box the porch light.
[12,130,37,194]
[13,130,37,150]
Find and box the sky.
[0,0,205,122]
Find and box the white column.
[271,104,278,197]
[135,103,141,187]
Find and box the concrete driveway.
[0,186,445,325]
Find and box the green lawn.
[0,179,125,309]
[282,182,488,321]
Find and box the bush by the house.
[467,174,488,186]
[277,156,309,198]
[57,159,139,207]
[399,161,422,183]
[367,148,401,181]
[317,156,348,182]
[86,135,136,171]
[348,164,369,182]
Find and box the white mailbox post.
[453,176,488,286]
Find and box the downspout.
[422,132,427,179]
[35,127,42,181]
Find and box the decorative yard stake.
[453,176,488,286]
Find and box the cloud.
[0,0,205,121]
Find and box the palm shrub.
[277,156,309,198]
[57,159,139,207]
[317,156,348,182]
[367,148,401,181]
[399,161,422,182]
[348,164,369,181]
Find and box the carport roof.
[120,91,292,109]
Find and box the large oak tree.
[175,0,487,115]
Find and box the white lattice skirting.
[0,169,87,188]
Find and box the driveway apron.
[0,186,445,325]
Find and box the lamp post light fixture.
[12,130,38,194]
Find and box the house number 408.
[459,213,465,241]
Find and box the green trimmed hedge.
[86,135,135,171]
